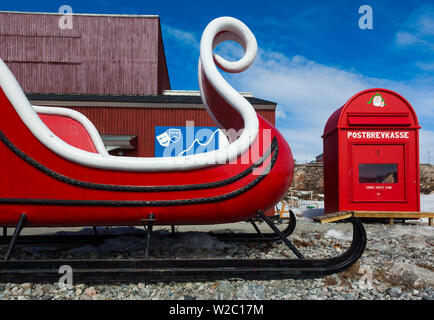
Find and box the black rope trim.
[0,138,279,207]
[0,128,276,192]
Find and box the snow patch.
[325,229,352,241]
[421,193,434,212]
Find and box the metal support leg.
[171,225,176,235]
[248,218,262,235]
[93,226,98,236]
[144,214,154,260]
[4,213,27,261]
[2,227,6,239]
[257,210,304,259]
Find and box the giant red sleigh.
[0,97,292,227]
[0,17,366,281]
[0,18,293,228]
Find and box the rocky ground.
[0,217,432,300]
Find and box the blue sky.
[2,0,433,163]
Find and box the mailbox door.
[352,144,405,202]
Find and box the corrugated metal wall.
[0,12,170,95]
[69,106,275,157]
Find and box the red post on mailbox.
[322,88,421,214]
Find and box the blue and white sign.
[155,126,223,157]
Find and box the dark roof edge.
[0,11,159,18]
[26,93,277,106]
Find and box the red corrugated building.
[0,11,276,157]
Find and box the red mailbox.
[322,88,421,214]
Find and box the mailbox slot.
[351,144,405,202]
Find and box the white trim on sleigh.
[0,17,259,171]
[33,105,109,156]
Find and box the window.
[359,163,398,183]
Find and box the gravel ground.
[0,218,433,300]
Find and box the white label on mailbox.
[347,131,409,139]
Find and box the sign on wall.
[155,126,224,157]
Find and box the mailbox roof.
[323,88,420,137]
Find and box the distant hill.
[289,163,433,195]
[420,164,434,194]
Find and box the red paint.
[39,114,98,153]
[0,88,293,227]
[323,88,420,214]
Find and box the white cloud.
[224,49,434,162]
[279,127,324,163]
[415,61,434,73]
[411,12,434,36]
[162,24,200,49]
[396,31,430,47]
[395,8,434,51]
[275,106,287,119]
